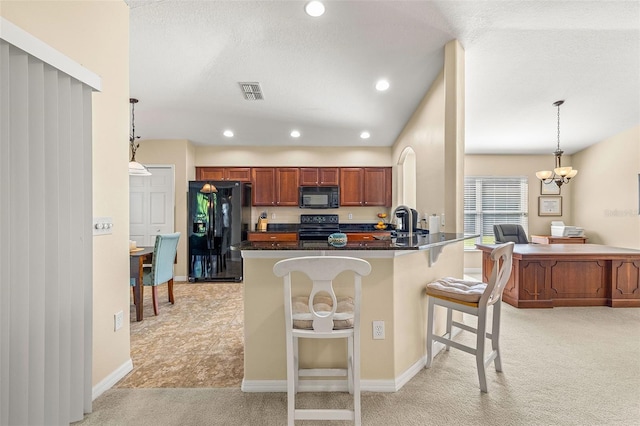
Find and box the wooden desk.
[130,246,154,321]
[477,243,640,308]
[531,235,587,244]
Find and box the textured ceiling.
[128,0,640,155]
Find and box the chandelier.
[536,100,576,187]
[128,98,152,176]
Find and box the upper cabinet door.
[340,168,364,206]
[362,167,391,206]
[299,167,339,186]
[299,167,320,186]
[251,168,276,206]
[339,167,391,207]
[318,168,339,186]
[196,167,251,181]
[196,167,225,181]
[276,168,300,206]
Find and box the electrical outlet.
[271,212,276,219]
[114,311,123,331]
[373,320,385,340]
[348,213,353,220]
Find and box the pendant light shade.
[536,100,577,187]
[128,98,151,176]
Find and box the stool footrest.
[295,409,354,421]
[299,368,347,377]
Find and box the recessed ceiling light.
[305,1,325,17]
[360,131,370,139]
[223,130,234,137]
[375,79,390,91]
[290,130,301,138]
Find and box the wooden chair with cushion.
[424,242,514,392]
[273,256,372,426]
[144,232,180,315]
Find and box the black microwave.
[299,186,339,209]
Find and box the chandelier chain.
[556,103,560,151]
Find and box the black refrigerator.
[187,180,251,282]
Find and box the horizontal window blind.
[464,176,528,248]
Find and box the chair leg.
[286,335,296,426]
[353,333,361,426]
[445,306,453,351]
[476,310,488,393]
[152,286,159,316]
[491,302,503,372]
[425,297,435,368]
[168,278,175,304]
[347,335,354,395]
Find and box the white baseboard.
[464,268,482,275]
[92,358,133,401]
[241,331,459,393]
[175,275,187,282]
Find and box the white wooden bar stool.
[273,256,371,426]
[425,242,514,392]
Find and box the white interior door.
[130,165,175,246]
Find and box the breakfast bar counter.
[236,233,474,393]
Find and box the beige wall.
[1,1,132,388]
[571,125,640,248]
[390,40,465,233]
[464,154,576,269]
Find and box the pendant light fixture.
[536,100,577,187]
[128,98,152,176]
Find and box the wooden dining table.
[129,246,154,321]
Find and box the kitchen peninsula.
[235,232,475,392]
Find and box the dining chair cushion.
[291,295,355,330]
[426,277,488,303]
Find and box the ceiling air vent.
[239,82,264,100]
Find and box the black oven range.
[298,214,340,241]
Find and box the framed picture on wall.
[540,180,561,195]
[538,196,562,216]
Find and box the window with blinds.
[464,176,528,248]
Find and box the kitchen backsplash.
[249,206,388,227]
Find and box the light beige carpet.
[78,284,640,425]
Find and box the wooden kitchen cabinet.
[345,232,391,241]
[251,167,299,206]
[340,167,391,207]
[196,167,251,182]
[247,232,298,242]
[299,167,339,186]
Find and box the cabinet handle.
[269,236,276,239]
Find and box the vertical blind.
[464,176,529,247]
[0,35,95,424]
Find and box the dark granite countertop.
[234,233,474,251]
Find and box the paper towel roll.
[428,215,440,233]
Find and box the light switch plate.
[93,216,114,236]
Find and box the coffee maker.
[395,207,418,232]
